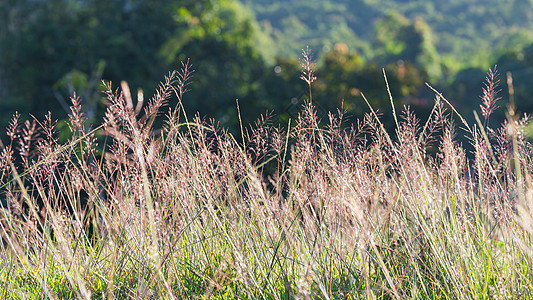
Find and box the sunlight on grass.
[0,58,532,299]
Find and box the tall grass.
[0,56,532,299]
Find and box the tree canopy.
[2,0,533,138]
[0,0,275,128]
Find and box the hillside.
[243,0,533,73]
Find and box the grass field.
[0,58,532,299]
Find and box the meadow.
[0,54,532,299]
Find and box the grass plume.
[0,62,532,299]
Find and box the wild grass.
[0,56,533,299]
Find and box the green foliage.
[242,0,378,58]
[0,0,275,131]
[494,44,533,114]
[160,0,276,127]
[4,0,533,144]
[373,13,441,80]
[244,0,533,73]
[0,0,177,119]
[446,41,533,128]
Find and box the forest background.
[2,0,533,137]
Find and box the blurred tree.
[53,60,107,129]
[494,44,533,116]
[446,42,533,129]
[242,0,378,59]
[317,47,367,115]
[0,0,276,131]
[0,0,178,123]
[315,46,428,126]
[373,12,442,81]
[160,0,275,127]
[0,0,55,123]
[259,56,304,123]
